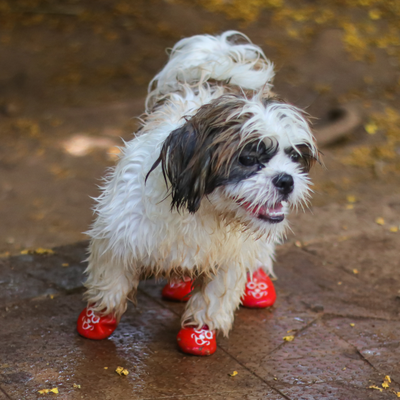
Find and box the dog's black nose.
[272,173,294,195]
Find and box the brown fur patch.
[147,95,263,213]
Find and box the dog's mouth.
[239,200,285,224]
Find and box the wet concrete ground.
[1,0,400,399]
[1,204,400,399]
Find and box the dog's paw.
[77,306,118,340]
[177,325,217,356]
[241,268,276,308]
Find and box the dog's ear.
[147,95,251,213]
[147,120,217,213]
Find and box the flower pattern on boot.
[177,325,217,356]
[77,306,118,340]
[241,268,276,308]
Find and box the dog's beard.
[207,167,311,240]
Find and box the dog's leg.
[242,243,277,308]
[177,265,246,355]
[77,238,139,340]
[241,268,276,308]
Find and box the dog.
[77,31,319,355]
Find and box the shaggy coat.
[84,31,318,336]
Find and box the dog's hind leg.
[77,238,139,340]
[177,264,246,355]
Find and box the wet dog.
[77,31,319,355]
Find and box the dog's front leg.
[177,264,246,356]
[76,238,139,340]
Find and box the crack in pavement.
[0,386,12,400]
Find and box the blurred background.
[0,0,399,255]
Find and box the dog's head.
[148,94,319,238]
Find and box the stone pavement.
[1,189,400,400]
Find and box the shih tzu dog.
[77,31,318,356]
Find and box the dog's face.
[149,94,318,238]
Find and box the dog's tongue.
[243,202,283,217]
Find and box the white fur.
[146,30,274,110]
[84,31,317,337]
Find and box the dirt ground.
[0,0,400,399]
[1,0,399,255]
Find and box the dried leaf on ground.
[38,387,59,394]
[283,335,295,342]
[115,366,129,376]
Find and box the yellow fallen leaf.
[350,323,355,327]
[62,263,69,267]
[283,335,295,342]
[21,248,54,255]
[338,282,342,285]
[73,383,81,389]
[369,385,383,392]
[385,376,391,383]
[390,226,398,233]
[353,269,359,274]
[34,248,55,255]
[229,371,238,377]
[104,367,108,369]
[382,381,390,389]
[375,217,385,226]
[346,204,354,210]
[369,9,381,19]
[38,387,58,394]
[115,366,129,376]
[364,121,378,134]
[346,195,357,203]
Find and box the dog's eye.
[290,151,300,162]
[288,146,316,173]
[239,155,258,167]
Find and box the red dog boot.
[177,325,217,356]
[241,268,276,308]
[77,306,118,340]
[162,276,194,302]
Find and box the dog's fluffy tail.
[146,31,274,110]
